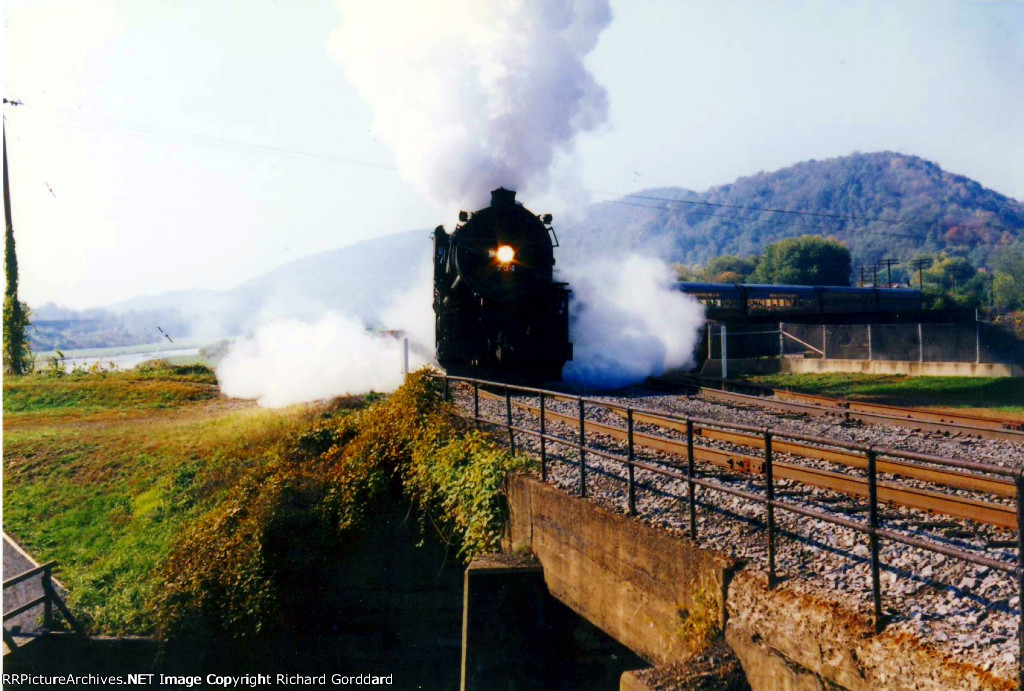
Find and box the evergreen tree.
[4,128,32,375]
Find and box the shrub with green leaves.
[155,370,533,640]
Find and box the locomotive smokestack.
[490,187,516,207]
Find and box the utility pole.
[910,259,930,291]
[871,263,879,288]
[879,258,899,287]
[3,97,31,375]
[2,100,18,238]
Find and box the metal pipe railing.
[441,374,1018,479]
[3,561,82,649]
[439,374,1023,684]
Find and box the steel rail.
[476,388,1015,498]
[480,393,1015,528]
[610,404,1015,497]
[452,375,1018,478]
[3,596,47,621]
[444,373,1024,687]
[660,372,1024,433]
[686,380,1024,442]
[2,562,56,589]
[470,408,1015,573]
[774,389,1024,431]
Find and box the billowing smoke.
[217,314,421,408]
[328,0,612,207]
[217,266,434,408]
[379,263,435,360]
[217,2,702,403]
[561,255,704,389]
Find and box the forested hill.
[34,152,1024,350]
[559,152,1024,273]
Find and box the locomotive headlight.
[496,244,515,264]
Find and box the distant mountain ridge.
[102,229,430,341]
[557,152,1024,271]
[33,152,1023,348]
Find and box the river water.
[39,347,203,372]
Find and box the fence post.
[539,392,547,482]
[764,429,777,588]
[822,324,828,359]
[778,321,784,358]
[867,447,883,633]
[473,381,480,431]
[443,376,450,401]
[867,324,873,361]
[627,408,637,516]
[976,310,982,364]
[720,325,728,380]
[42,564,54,630]
[686,419,697,540]
[1016,472,1024,691]
[918,323,924,363]
[578,398,587,498]
[505,388,515,455]
[402,337,409,378]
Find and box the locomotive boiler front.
[433,188,572,382]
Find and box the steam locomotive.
[433,188,572,382]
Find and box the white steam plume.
[217,314,421,408]
[329,0,611,207]
[561,255,704,389]
[217,268,434,408]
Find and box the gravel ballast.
[451,382,1024,680]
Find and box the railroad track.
[774,389,1024,432]
[654,373,1024,443]
[473,388,1016,529]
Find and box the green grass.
[3,367,527,640]
[2,364,318,634]
[162,353,221,367]
[746,373,1024,417]
[3,362,219,416]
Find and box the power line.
[601,198,933,241]
[10,103,1023,244]
[9,103,398,172]
[594,190,1019,239]
[16,106,931,240]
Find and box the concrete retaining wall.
[779,358,1022,378]
[701,357,1021,378]
[506,475,736,665]
[506,475,1016,691]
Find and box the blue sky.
[4,0,1022,308]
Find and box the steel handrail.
[440,373,1024,686]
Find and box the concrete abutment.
[473,475,1014,691]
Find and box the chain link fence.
[705,321,1024,365]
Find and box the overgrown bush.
[155,370,533,640]
[404,421,534,557]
